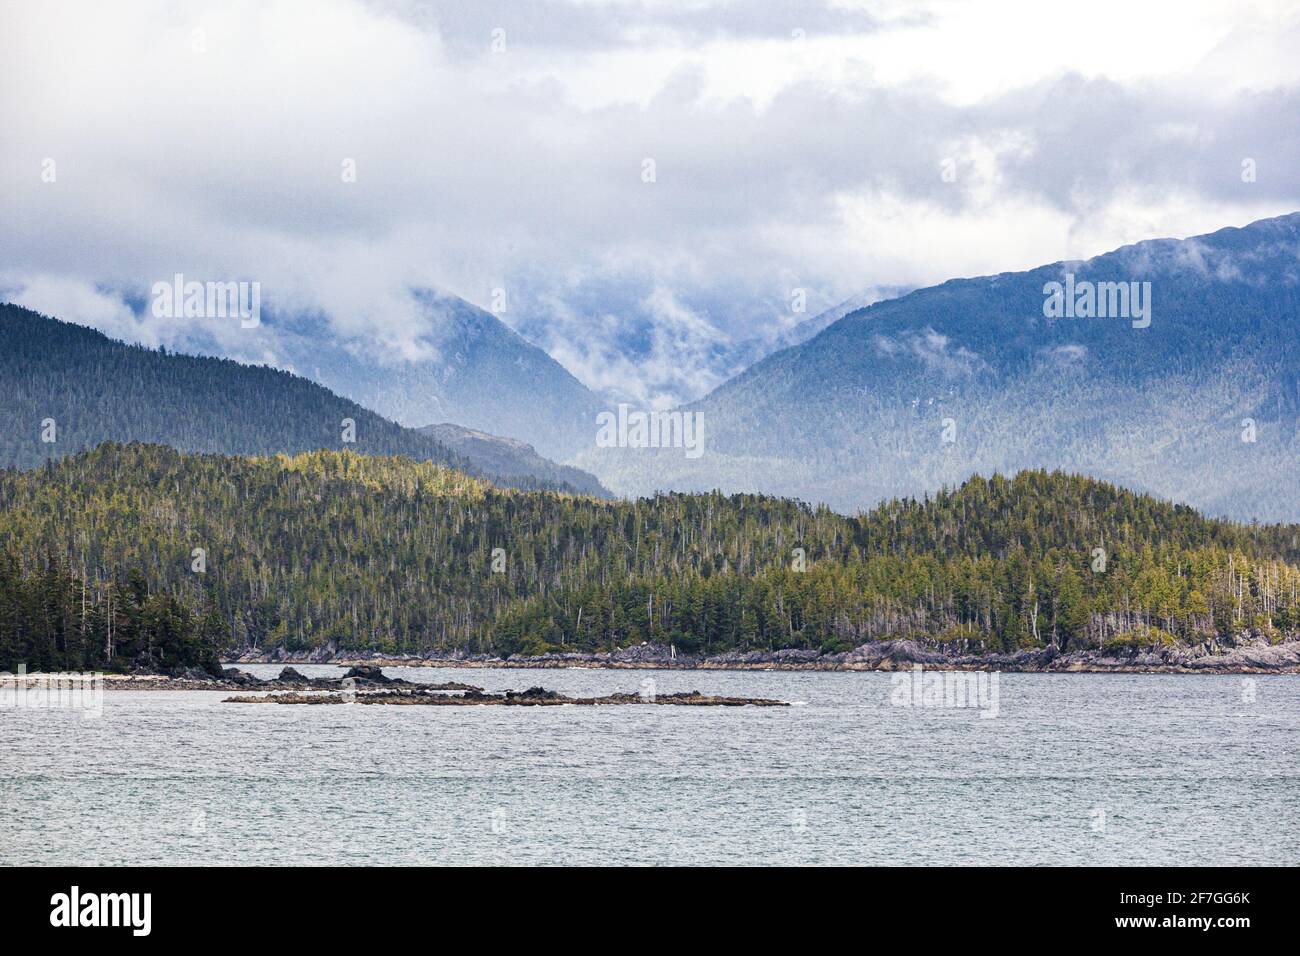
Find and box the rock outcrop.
[224,687,788,707]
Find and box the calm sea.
[4,666,1297,865]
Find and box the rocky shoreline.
[225,635,1300,675]
[0,664,485,694]
[11,637,1294,694]
[1,664,785,706]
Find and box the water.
[3,666,1297,865]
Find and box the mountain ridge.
[580,211,1300,523]
[259,290,603,461]
[0,302,595,495]
[418,422,610,497]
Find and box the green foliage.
[1101,628,1178,653]
[0,550,226,673]
[1,443,1298,660]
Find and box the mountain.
[0,302,590,493]
[771,285,912,351]
[579,213,1300,522]
[418,423,609,497]
[2,443,1297,669]
[260,291,603,462]
[658,286,913,406]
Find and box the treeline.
[0,551,226,673]
[0,443,1297,664]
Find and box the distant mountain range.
[257,291,602,462]
[7,213,1296,522]
[256,285,910,465]
[0,303,603,495]
[578,212,1300,523]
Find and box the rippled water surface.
[4,666,1298,865]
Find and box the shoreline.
[6,638,1297,694]
[228,659,1300,675]
[225,636,1300,676]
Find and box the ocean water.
[3,666,1297,866]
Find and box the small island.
[224,686,787,707]
[218,665,785,706]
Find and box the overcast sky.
[3,0,1298,406]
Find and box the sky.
[2,0,1298,407]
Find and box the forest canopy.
[1,442,1298,670]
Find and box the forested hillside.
[2,443,1297,671]
[0,303,590,495]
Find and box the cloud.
[3,276,140,341]
[873,328,986,378]
[1,0,1298,408]
[1043,343,1089,368]
[378,0,889,54]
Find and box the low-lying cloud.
[2,0,1298,408]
